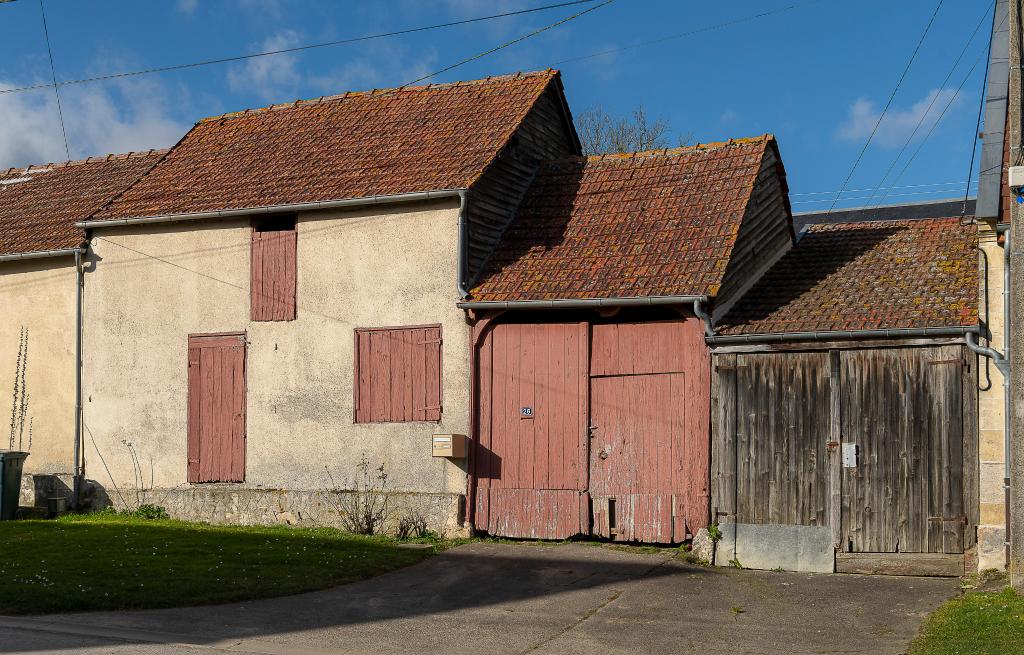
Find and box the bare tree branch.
[576,105,692,155]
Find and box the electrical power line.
[405,0,614,86]
[552,0,822,66]
[858,2,992,209]
[0,0,601,96]
[871,43,989,208]
[824,0,946,215]
[791,179,978,197]
[792,185,977,206]
[37,0,69,160]
[960,2,997,220]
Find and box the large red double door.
[472,319,710,543]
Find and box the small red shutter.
[251,218,297,321]
[187,333,247,483]
[354,326,442,423]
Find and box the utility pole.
[1009,0,1024,588]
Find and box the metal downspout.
[72,248,84,508]
[1002,224,1012,567]
[456,190,470,299]
[692,298,715,338]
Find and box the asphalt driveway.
[0,541,958,655]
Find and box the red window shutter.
[354,326,442,423]
[187,333,247,483]
[251,218,297,321]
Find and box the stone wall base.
[19,473,75,509]
[977,525,1008,571]
[99,485,468,538]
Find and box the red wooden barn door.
[590,374,686,542]
[589,320,710,543]
[474,322,589,539]
[187,333,247,483]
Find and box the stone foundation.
[19,473,75,509]
[96,485,468,538]
[977,525,1008,571]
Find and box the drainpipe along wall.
[72,248,84,508]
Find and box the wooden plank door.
[839,346,965,554]
[473,322,589,539]
[589,373,689,542]
[187,333,247,483]
[714,351,832,528]
[588,319,710,543]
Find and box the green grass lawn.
[0,512,441,614]
[910,588,1024,655]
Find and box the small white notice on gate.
[842,443,858,468]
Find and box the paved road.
[1,542,958,655]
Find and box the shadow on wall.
[469,167,584,286]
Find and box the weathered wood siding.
[712,344,976,555]
[713,352,831,527]
[473,322,589,539]
[187,333,247,483]
[714,145,793,310]
[464,85,578,282]
[840,346,966,554]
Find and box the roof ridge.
[197,69,560,125]
[573,134,774,165]
[1,149,169,178]
[807,215,972,230]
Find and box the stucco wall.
[81,200,470,527]
[977,220,1007,571]
[0,258,76,475]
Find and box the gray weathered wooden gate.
[712,344,977,562]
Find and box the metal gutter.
[0,247,80,262]
[75,190,467,229]
[707,325,977,345]
[74,189,473,299]
[457,295,710,311]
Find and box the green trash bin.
[0,451,28,521]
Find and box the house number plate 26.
[521,407,534,418]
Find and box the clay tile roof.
[95,70,560,220]
[0,151,166,257]
[717,217,979,335]
[469,136,773,302]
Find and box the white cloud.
[227,30,303,102]
[837,88,960,147]
[0,78,187,169]
[177,0,198,13]
[719,109,740,125]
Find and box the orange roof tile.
[469,136,774,301]
[0,151,166,256]
[95,71,561,220]
[717,217,978,334]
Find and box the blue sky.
[0,0,993,210]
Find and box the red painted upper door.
[187,333,247,483]
[474,322,589,539]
